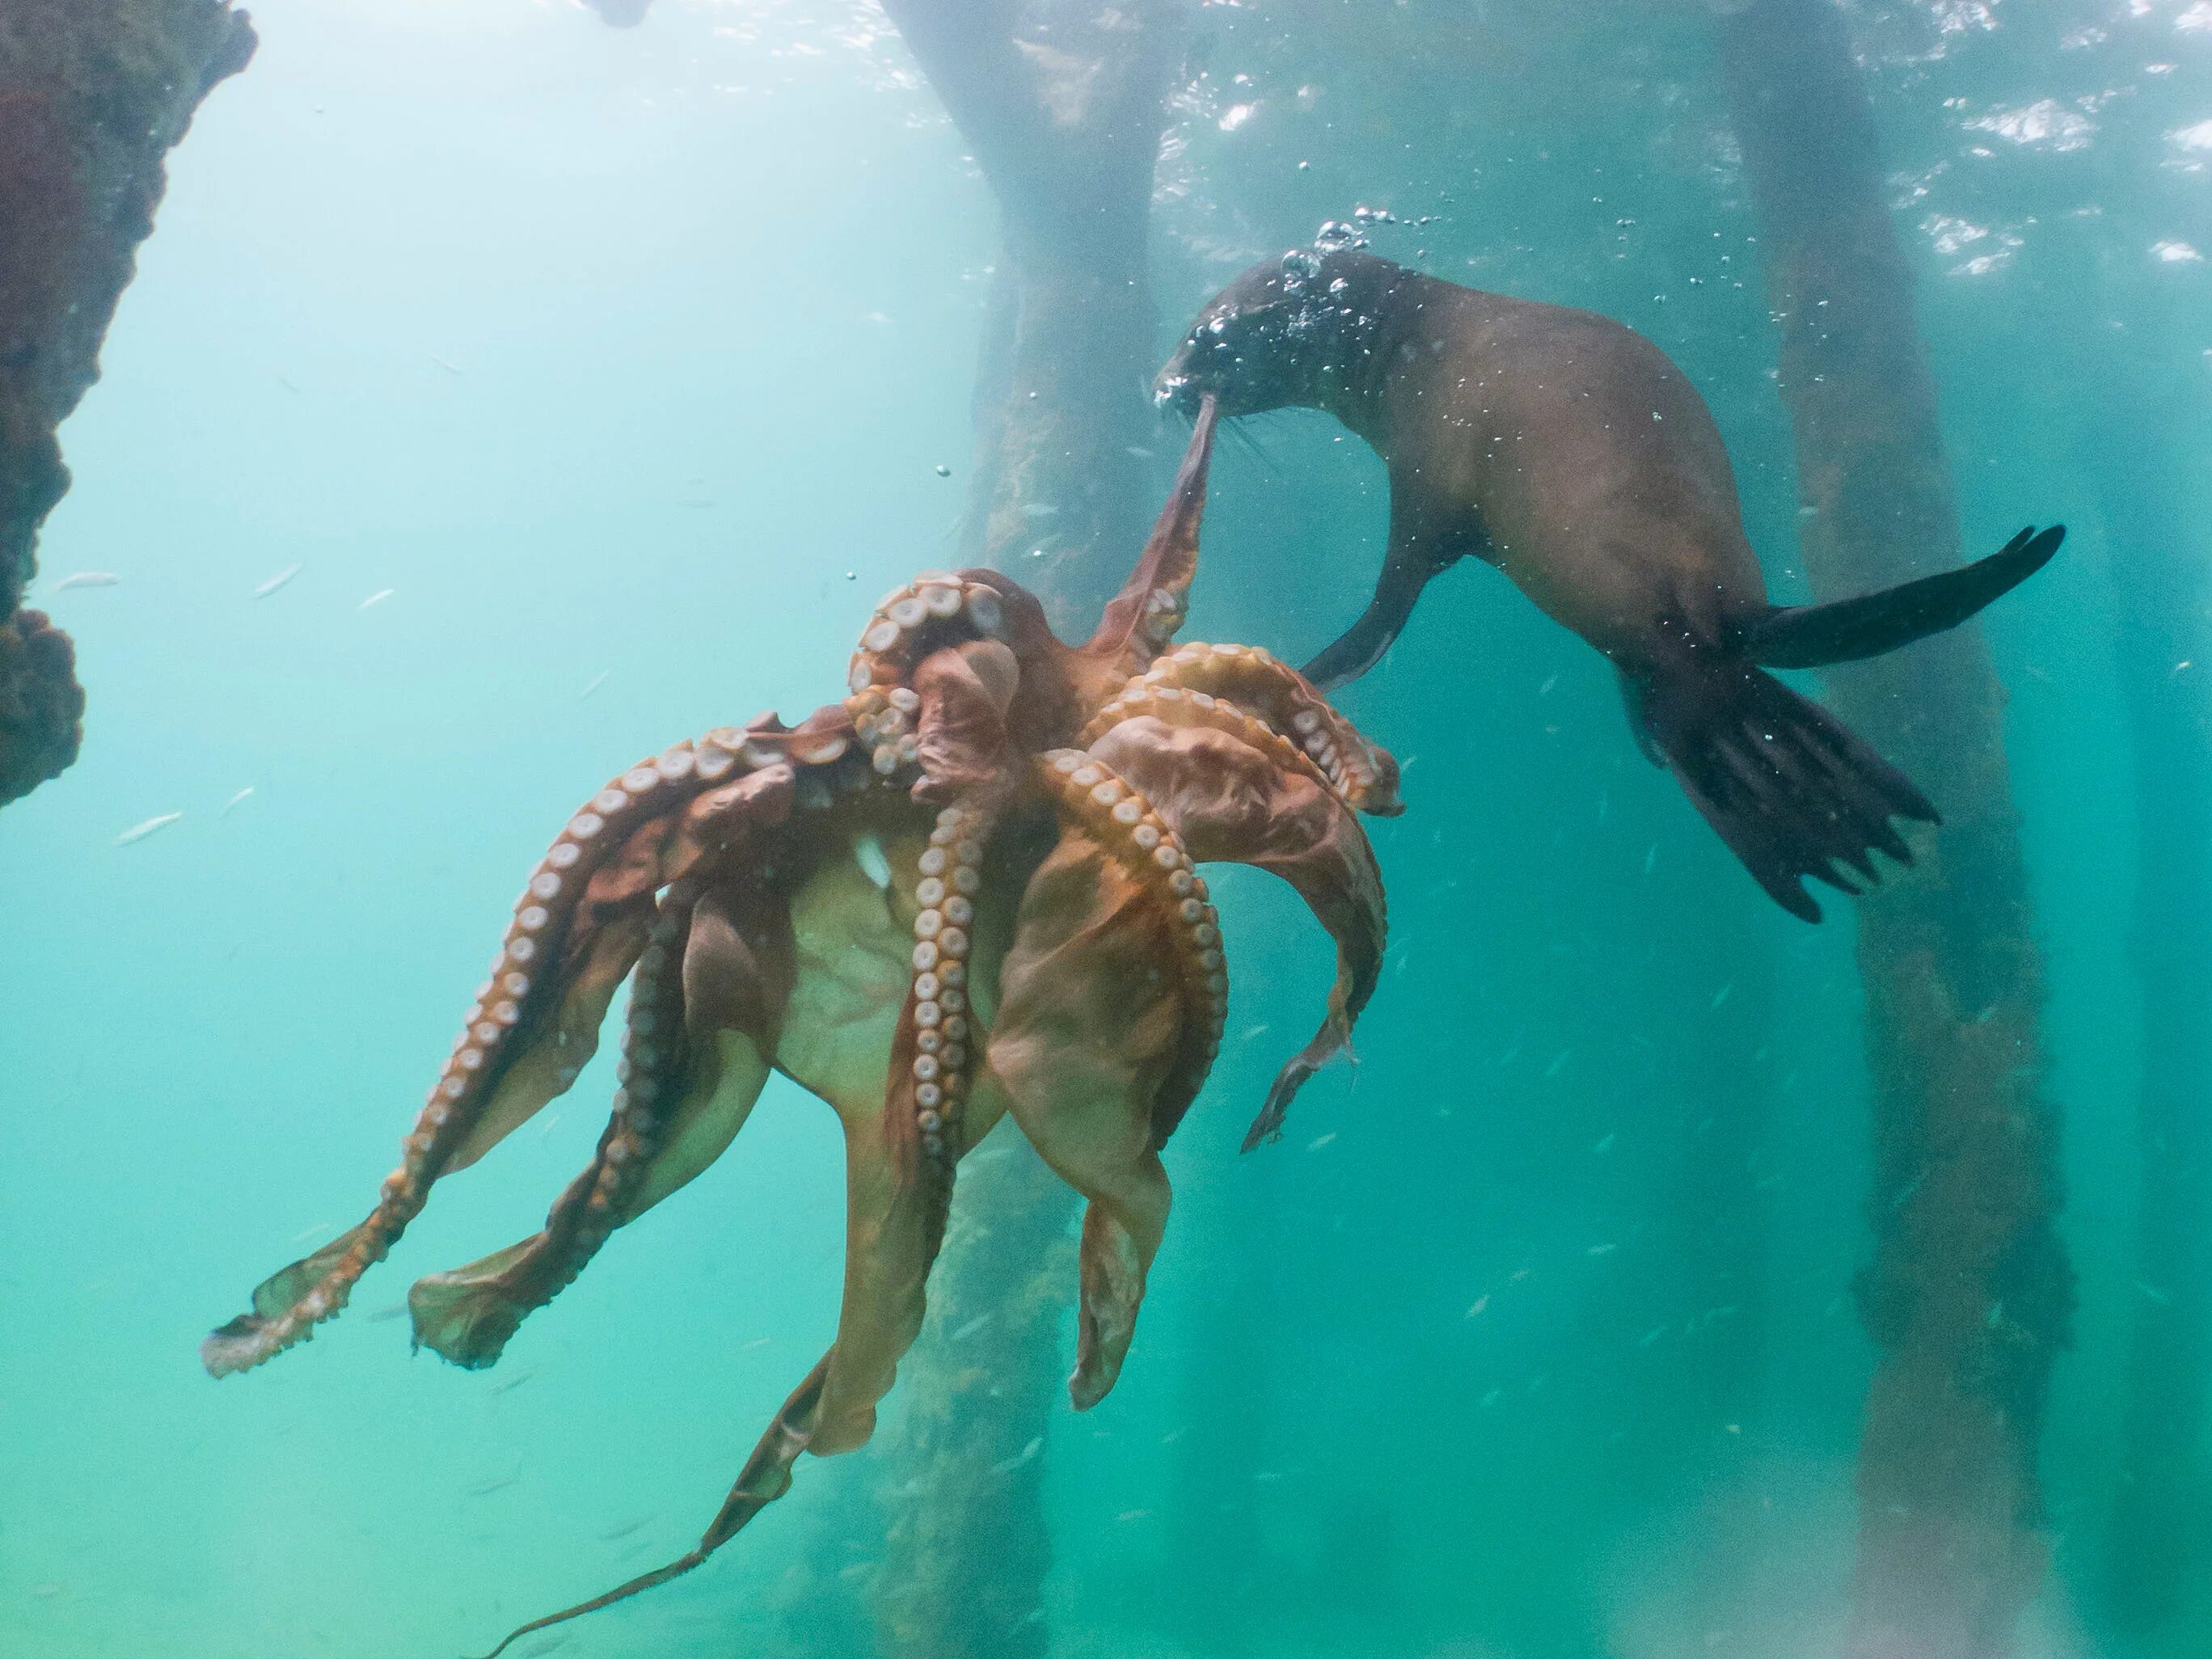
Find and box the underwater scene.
[2,2,2210,1657]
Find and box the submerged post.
[0,0,255,811]
[881,0,1184,631]
[868,3,1187,1654]
[1716,3,2072,1655]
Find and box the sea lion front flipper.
[1302,542,1454,692]
[1741,524,2063,671]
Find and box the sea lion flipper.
[1632,663,1938,923]
[1302,547,1450,692]
[1742,524,2062,671]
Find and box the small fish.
[2138,1281,2174,1306]
[948,1314,992,1343]
[837,1561,876,1581]
[29,1582,63,1599]
[1543,1049,1572,1079]
[1594,1134,1616,1155]
[251,564,302,599]
[1588,1243,1618,1257]
[1019,502,1060,520]
[989,1436,1042,1475]
[429,353,462,375]
[1306,1132,1336,1151]
[49,571,120,592]
[1115,1509,1151,1522]
[1643,842,1660,876]
[488,1366,541,1396]
[114,812,183,846]
[220,787,255,817]
[1639,1326,1668,1348]
[935,464,952,477]
[741,1335,772,1351]
[366,1302,410,1323]
[357,588,394,611]
[1466,1294,1490,1318]
[465,1472,520,1497]
[598,1516,651,1542]
[289,1220,334,1245]
[520,1634,572,1656]
[1479,1389,1501,1408]
[1711,982,1734,1010]
[1239,1023,1270,1042]
[536,1111,563,1142]
[1125,445,1156,459]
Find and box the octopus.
[201,401,1401,1655]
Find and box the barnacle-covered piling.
[0,0,255,808]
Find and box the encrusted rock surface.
[0,0,255,807]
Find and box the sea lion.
[1154,245,2061,921]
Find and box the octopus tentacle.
[1138,643,1404,815]
[893,803,994,1174]
[201,735,754,1378]
[408,882,703,1366]
[808,800,1002,1454]
[1033,749,1227,1142]
[412,773,807,1368]
[845,579,1013,694]
[987,832,1185,1411]
[1074,393,1219,680]
[476,1354,833,1659]
[1079,683,1335,800]
[1087,716,1389,1151]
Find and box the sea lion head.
[1155,245,1392,421]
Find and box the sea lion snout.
[1154,310,1258,418]
[1159,246,1395,422]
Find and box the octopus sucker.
[209,397,1407,1650]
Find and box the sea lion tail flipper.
[1632,664,1936,923]
[1741,524,2062,670]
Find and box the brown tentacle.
[201,734,758,1378]
[888,801,996,1178]
[802,800,1003,1456]
[1087,716,1388,1150]
[410,770,807,1368]
[474,1354,832,1659]
[1137,642,1404,815]
[408,884,703,1366]
[1031,750,1226,1146]
[987,831,1188,1410]
[1074,393,1218,681]
[1079,682,1335,801]
[840,575,1013,703]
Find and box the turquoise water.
[2,2,2206,1657]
